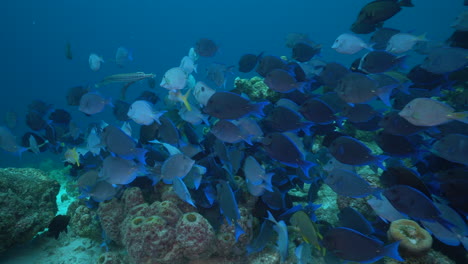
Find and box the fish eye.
[201,86,205,91]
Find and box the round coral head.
[387,219,432,257]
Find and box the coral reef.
[96,251,128,264]
[68,203,101,241]
[233,76,281,103]
[97,187,224,264]
[384,249,455,264]
[176,212,216,259]
[97,198,125,244]
[388,219,433,257]
[0,168,60,252]
[216,207,254,257]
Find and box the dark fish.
[350,115,382,131]
[76,170,99,192]
[341,104,380,123]
[299,98,337,124]
[89,181,119,202]
[261,132,315,176]
[370,28,401,50]
[325,169,380,198]
[358,51,406,74]
[379,111,427,136]
[350,21,378,34]
[26,111,48,131]
[238,52,263,73]
[204,91,269,120]
[261,186,286,210]
[338,207,374,236]
[135,91,159,105]
[354,0,412,26]
[101,124,147,163]
[47,215,71,239]
[446,30,468,50]
[432,133,468,166]
[49,109,71,125]
[211,119,251,144]
[292,42,321,63]
[195,38,218,57]
[158,115,180,147]
[375,131,418,157]
[285,32,317,48]
[264,69,305,93]
[263,105,313,133]
[78,92,111,116]
[287,61,307,82]
[329,136,386,168]
[319,92,348,112]
[407,65,445,90]
[336,72,394,106]
[256,55,288,77]
[421,47,468,74]
[383,185,450,226]
[247,220,274,254]
[317,62,350,89]
[27,100,52,116]
[216,181,244,239]
[66,86,88,106]
[65,41,72,60]
[323,227,403,263]
[139,121,159,144]
[112,100,130,121]
[381,166,431,197]
[182,123,200,146]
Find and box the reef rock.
[0,168,60,252]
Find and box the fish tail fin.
[383,241,404,261]
[152,111,166,125]
[127,49,134,61]
[460,236,468,251]
[298,160,316,178]
[364,43,374,51]
[376,84,397,107]
[396,81,411,94]
[234,222,245,242]
[264,172,275,187]
[447,111,468,124]
[417,33,428,42]
[250,101,270,118]
[180,89,193,111]
[372,188,383,199]
[134,148,148,165]
[395,55,409,70]
[301,122,315,135]
[374,155,389,171]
